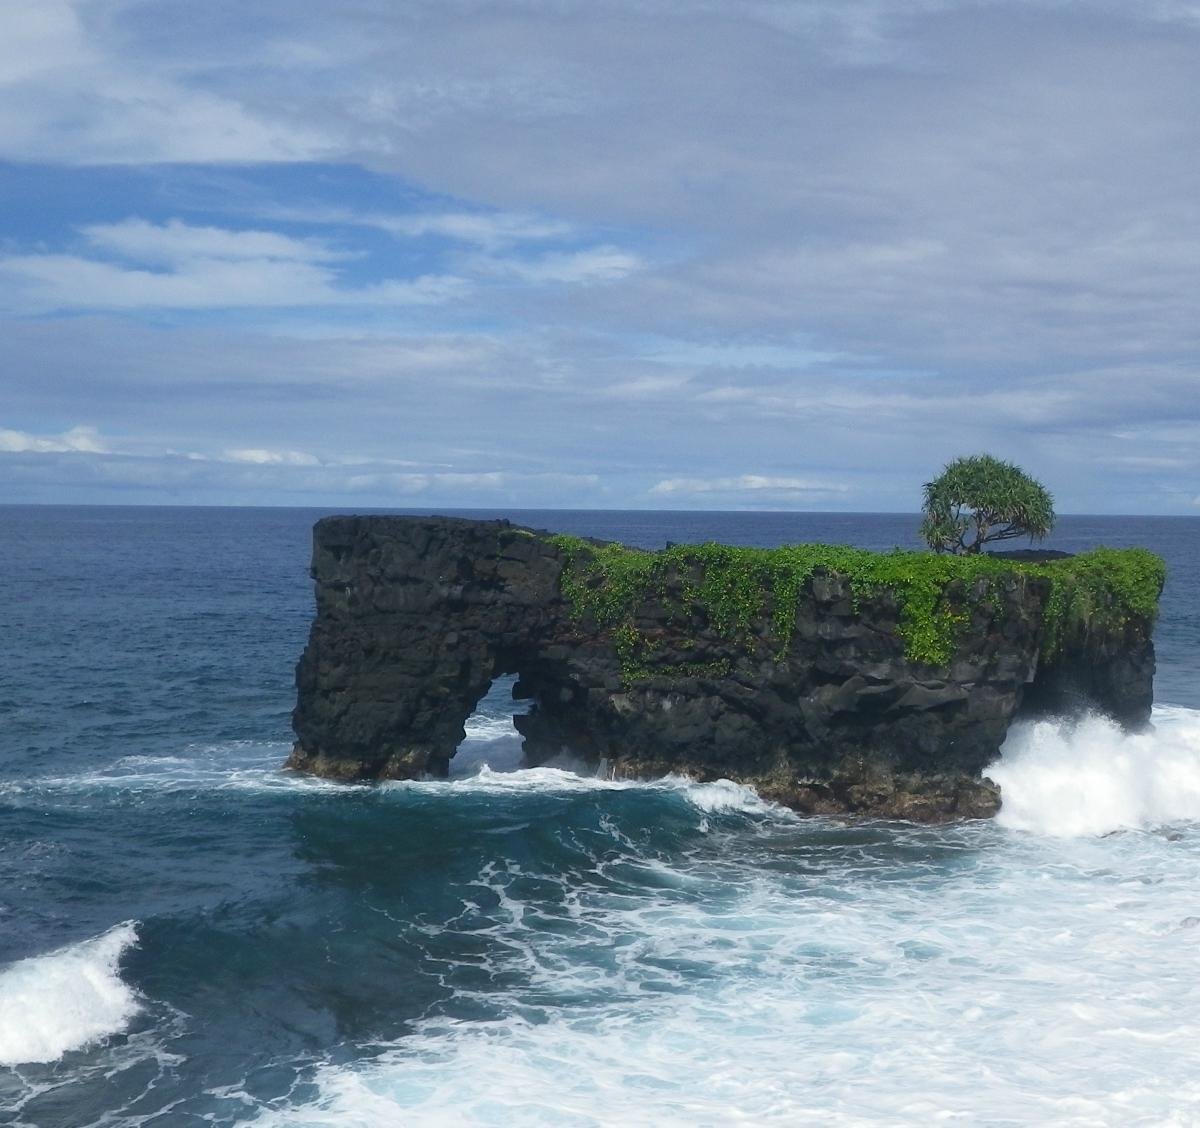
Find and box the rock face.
[289,516,1159,821]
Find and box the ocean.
[3,506,1200,1127]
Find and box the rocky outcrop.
[288,516,1161,821]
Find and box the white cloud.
[0,216,643,313]
[595,373,695,399]
[380,212,575,249]
[6,312,1198,512]
[0,2,89,85]
[83,218,348,266]
[222,448,321,466]
[258,204,581,251]
[0,425,107,454]
[638,339,842,369]
[0,446,612,506]
[338,471,507,494]
[471,246,642,285]
[0,1,326,164]
[1104,455,1194,470]
[0,253,314,312]
[0,216,468,312]
[650,475,851,496]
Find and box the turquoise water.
[3,507,1200,1127]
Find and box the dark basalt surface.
[289,516,1157,821]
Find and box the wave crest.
[0,922,141,1065]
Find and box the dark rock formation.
[289,516,1159,821]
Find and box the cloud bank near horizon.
[2,1,1199,511]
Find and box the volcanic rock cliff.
[289,516,1164,821]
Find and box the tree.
[920,454,1055,554]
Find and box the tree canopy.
[920,455,1055,555]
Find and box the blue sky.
[3,1,1199,511]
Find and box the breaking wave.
[0,923,141,1066]
[989,705,1200,836]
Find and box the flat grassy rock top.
[546,532,1165,669]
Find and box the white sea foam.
[678,776,783,815]
[451,714,527,776]
[989,704,1200,836]
[384,763,783,817]
[1,732,782,824]
[0,923,141,1066]
[0,742,356,800]
[461,715,526,743]
[253,811,1200,1128]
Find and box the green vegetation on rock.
[547,534,1164,678]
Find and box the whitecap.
[1,742,357,800]
[675,776,784,816]
[0,922,141,1065]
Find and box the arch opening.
[450,672,533,778]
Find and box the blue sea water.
[3,506,1200,1127]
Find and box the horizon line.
[2,502,1197,519]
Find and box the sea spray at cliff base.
[4,507,1200,1127]
[990,705,1200,836]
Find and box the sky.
[2,0,1199,512]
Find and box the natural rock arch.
[288,516,1160,820]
